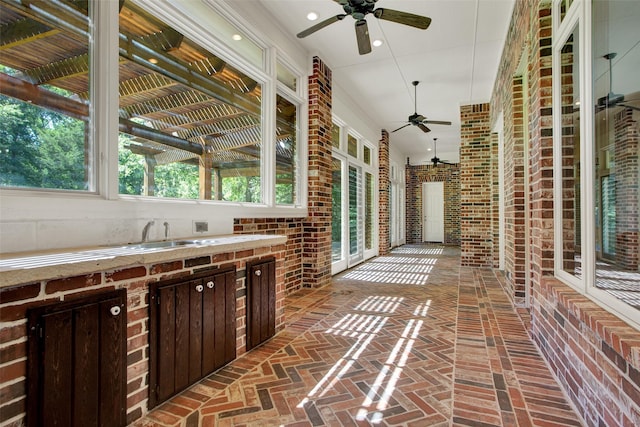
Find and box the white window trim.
[0,0,309,253]
[552,0,640,329]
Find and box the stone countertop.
[0,234,286,289]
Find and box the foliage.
[222,175,261,202]
[0,94,87,190]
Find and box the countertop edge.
[0,234,287,289]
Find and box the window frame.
[552,0,640,329]
[0,0,309,253]
[1,0,308,204]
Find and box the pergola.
[0,0,297,199]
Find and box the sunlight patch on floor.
[297,295,431,425]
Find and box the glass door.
[348,164,363,265]
[331,156,347,273]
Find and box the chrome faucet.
[142,220,155,242]
[163,221,170,241]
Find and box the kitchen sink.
[124,240,195,249]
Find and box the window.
[347,134,358,158]
[0,0,306,208]
[365,172,374,250]
[553,0,640,328]
[0,0,93,192]
[275,93,298,205]
[363,145,372,165]
[277,61,297,91]
[117,1,263,202]
[331,123,341,149]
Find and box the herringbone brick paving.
[133,245,583,426]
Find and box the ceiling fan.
[597,52,640,112]
[429,138,455,166]
[296,0,431,55]
[393,81,452,133]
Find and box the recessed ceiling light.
[148,58,158,64]
[372,39,383,47]
[427,148,432,151]
[232,34,242,41]
[307,12,318,21]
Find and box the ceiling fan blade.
[424,120,452,126]
[618,103,640,112]
[418,123,431,133]
[373,8,432,30]
[355,19,371,55]
[391,123,411,133]
[297,14,346,38]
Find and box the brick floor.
[132,245,583,426]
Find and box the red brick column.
[378,129,390,255]
[460,103,493,267]
[302,56,333,287]
[503,75,528,303]
[527,5,554,287]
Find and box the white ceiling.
[253,0,515,163]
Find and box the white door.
[422,182,444,242]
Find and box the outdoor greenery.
[0,94,88,190]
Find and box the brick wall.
[233,218,303,294]
[459,103,493,267]
[405,162,460,245]
[504,75,528,304]
[613,108,639,270]
[0,245,286,426]
[488,1,640,425]
[302,56,333,288]
[378,130,390,255]
[535,277,640,426]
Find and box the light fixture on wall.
[307,12,318,21]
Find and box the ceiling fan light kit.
[297,0,431,55]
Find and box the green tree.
[0,96,44,187]
[38,116,87,190]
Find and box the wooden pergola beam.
[0,72,88,120]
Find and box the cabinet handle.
[255,270,261,276]
[207,281,214,289]
[195,284,204,292]
[110,306,121,316]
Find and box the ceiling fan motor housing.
[342,0,377,19]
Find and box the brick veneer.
[502,75,528,304]
[0,245,286,426]
[613,108,639,270]
[302,57,333,289]
[233,218,303,294]
[378,129,390,255]
[488,1,640,425]
[535,277,640,426]
[405,162,460,245]
[459,103,493,267]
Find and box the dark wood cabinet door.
[247,258,276,350]
[150,267,237,407]
[27,289,127,427]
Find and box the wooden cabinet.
[246,258,276,350]
[149,267,236,407]
[27,289,127,427]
